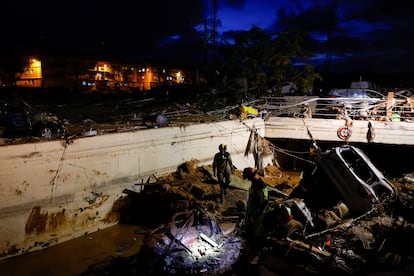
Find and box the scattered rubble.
[81,152,414,275]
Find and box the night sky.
[2,0,414,76]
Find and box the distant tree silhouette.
[214,26,321,99]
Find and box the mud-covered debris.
[90,154,414,275]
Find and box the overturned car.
[247,145,414,275]
[291,145,397,217]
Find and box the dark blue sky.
[213,0,414,75]
[2,0,414,75]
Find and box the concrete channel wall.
[0,118,264,260]
[265,117,414,145]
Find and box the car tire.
[39,126,53,139]
[56,126,67,139]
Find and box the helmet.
[219,144,227,151]
[242,167,256,179]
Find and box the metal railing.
[261,96,414,122]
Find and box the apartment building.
[10,54,194,93]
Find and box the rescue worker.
[242,167,269,239]
[213,144,233,200]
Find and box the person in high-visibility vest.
[242,167,269,239]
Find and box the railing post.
[386,92,394,121]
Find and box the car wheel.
[56,126,67,139]
[39,126,53,139]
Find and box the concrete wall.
[265,117,414,145]
[0,118,264,260]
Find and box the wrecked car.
[245,145,413,275]
[0,98,67,140]
[291,145,397,217]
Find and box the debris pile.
[91,147,414,276]
[139,208,244,275]
[103,160,248,275]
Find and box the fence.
[261,96,414,122]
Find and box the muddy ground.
[81,161,414,276]
[0,159,301,275]
[79,161,303,276]
[1,160,413,275]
